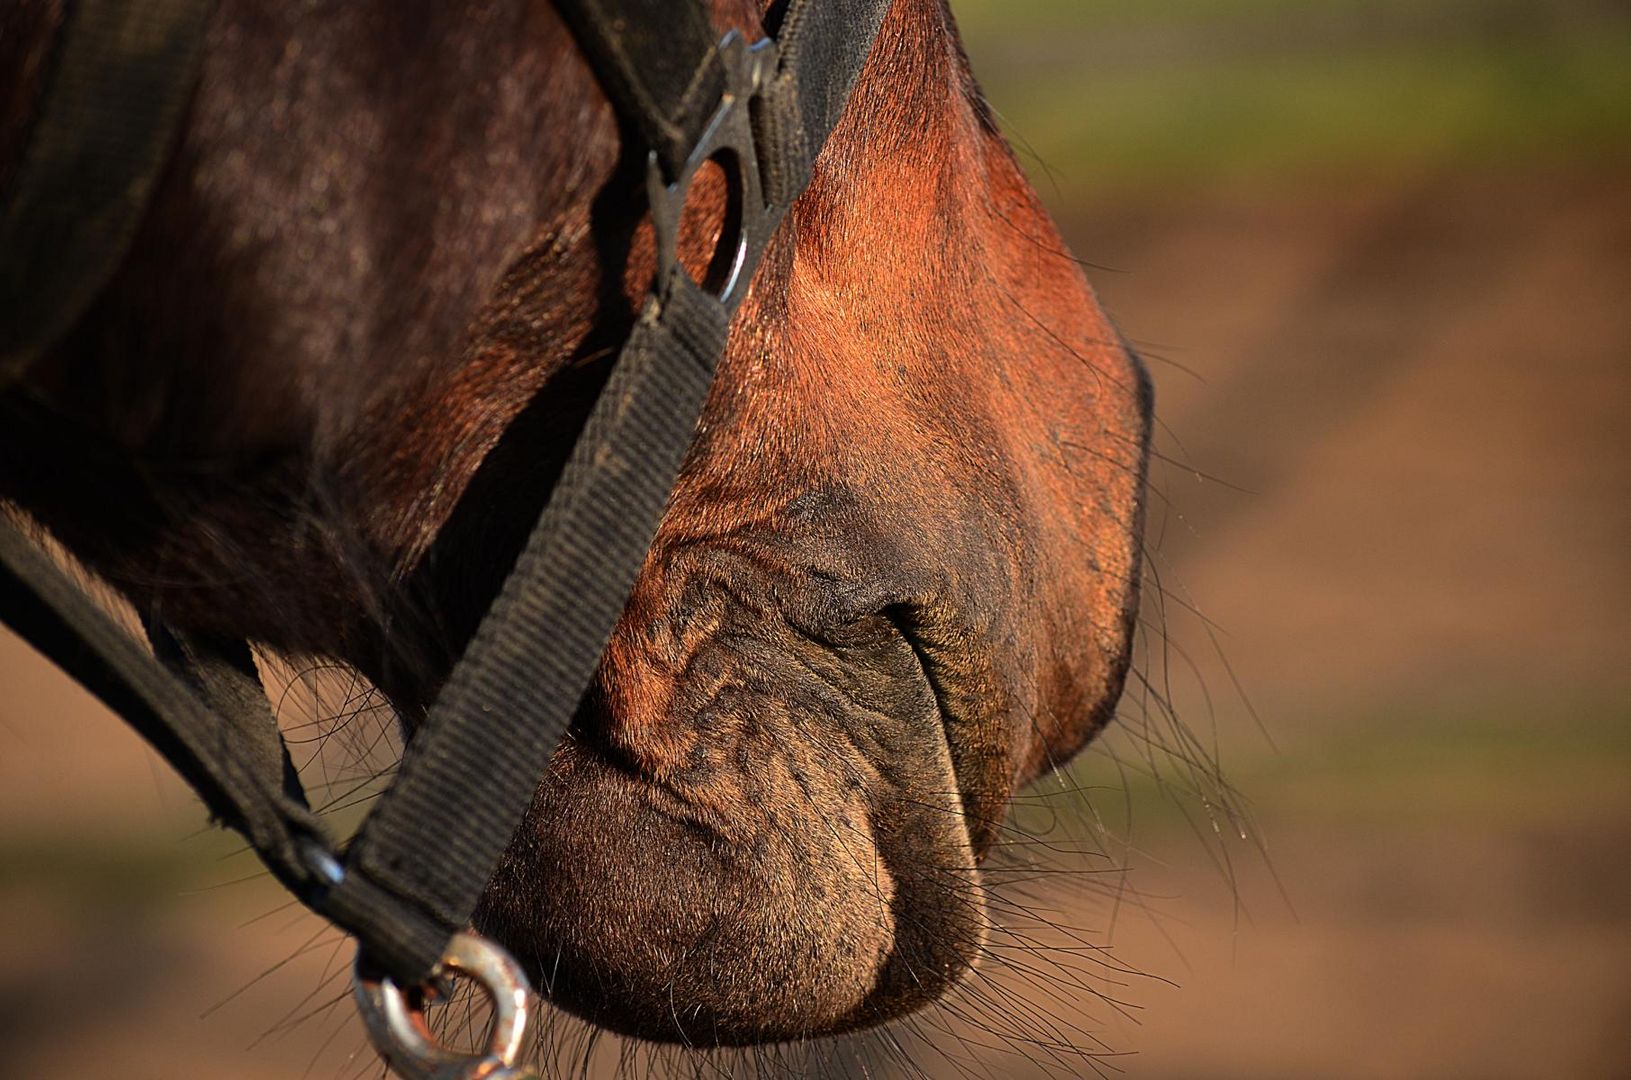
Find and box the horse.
[0,0,1150,1053]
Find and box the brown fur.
[0,0,1149,1045]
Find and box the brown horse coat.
[0,0,1148,1044]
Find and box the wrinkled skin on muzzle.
[475,2,1151,1042]
[481,496,993,1041]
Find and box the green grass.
[1058,694,1631,834]
[955,1,1631,195]
[957,0,1359,36]
[0,829,252,908]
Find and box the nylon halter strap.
[0,0,891,994]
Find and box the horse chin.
[472,627,988,1045]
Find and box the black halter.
[0,0,888,1007]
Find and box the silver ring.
[353,931,536,1080]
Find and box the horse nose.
[472,645,986,1045]
[474,737,897,1043]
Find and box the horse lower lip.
[473,646,986,1045]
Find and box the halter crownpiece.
[0,0,891,1075]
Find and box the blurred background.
[2,1,1628,1077]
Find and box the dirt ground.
[2,162,1628,1078]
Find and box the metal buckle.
[646,31,783,311]
[353,931,540,1080]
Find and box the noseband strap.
[0,0,892,991]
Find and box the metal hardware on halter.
[355,931,541,1080]
[646,32,782,311]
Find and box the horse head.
[0,0,1149,1047]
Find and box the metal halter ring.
[646,30,781,311]
[353,931,540,1080]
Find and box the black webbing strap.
[0,0,894,990]
[0,520,332,897]
[326,276,729,978]
[145,620,310,809]
[0,0,215,384]
[754,0,892,206]
[553,0,727,182]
